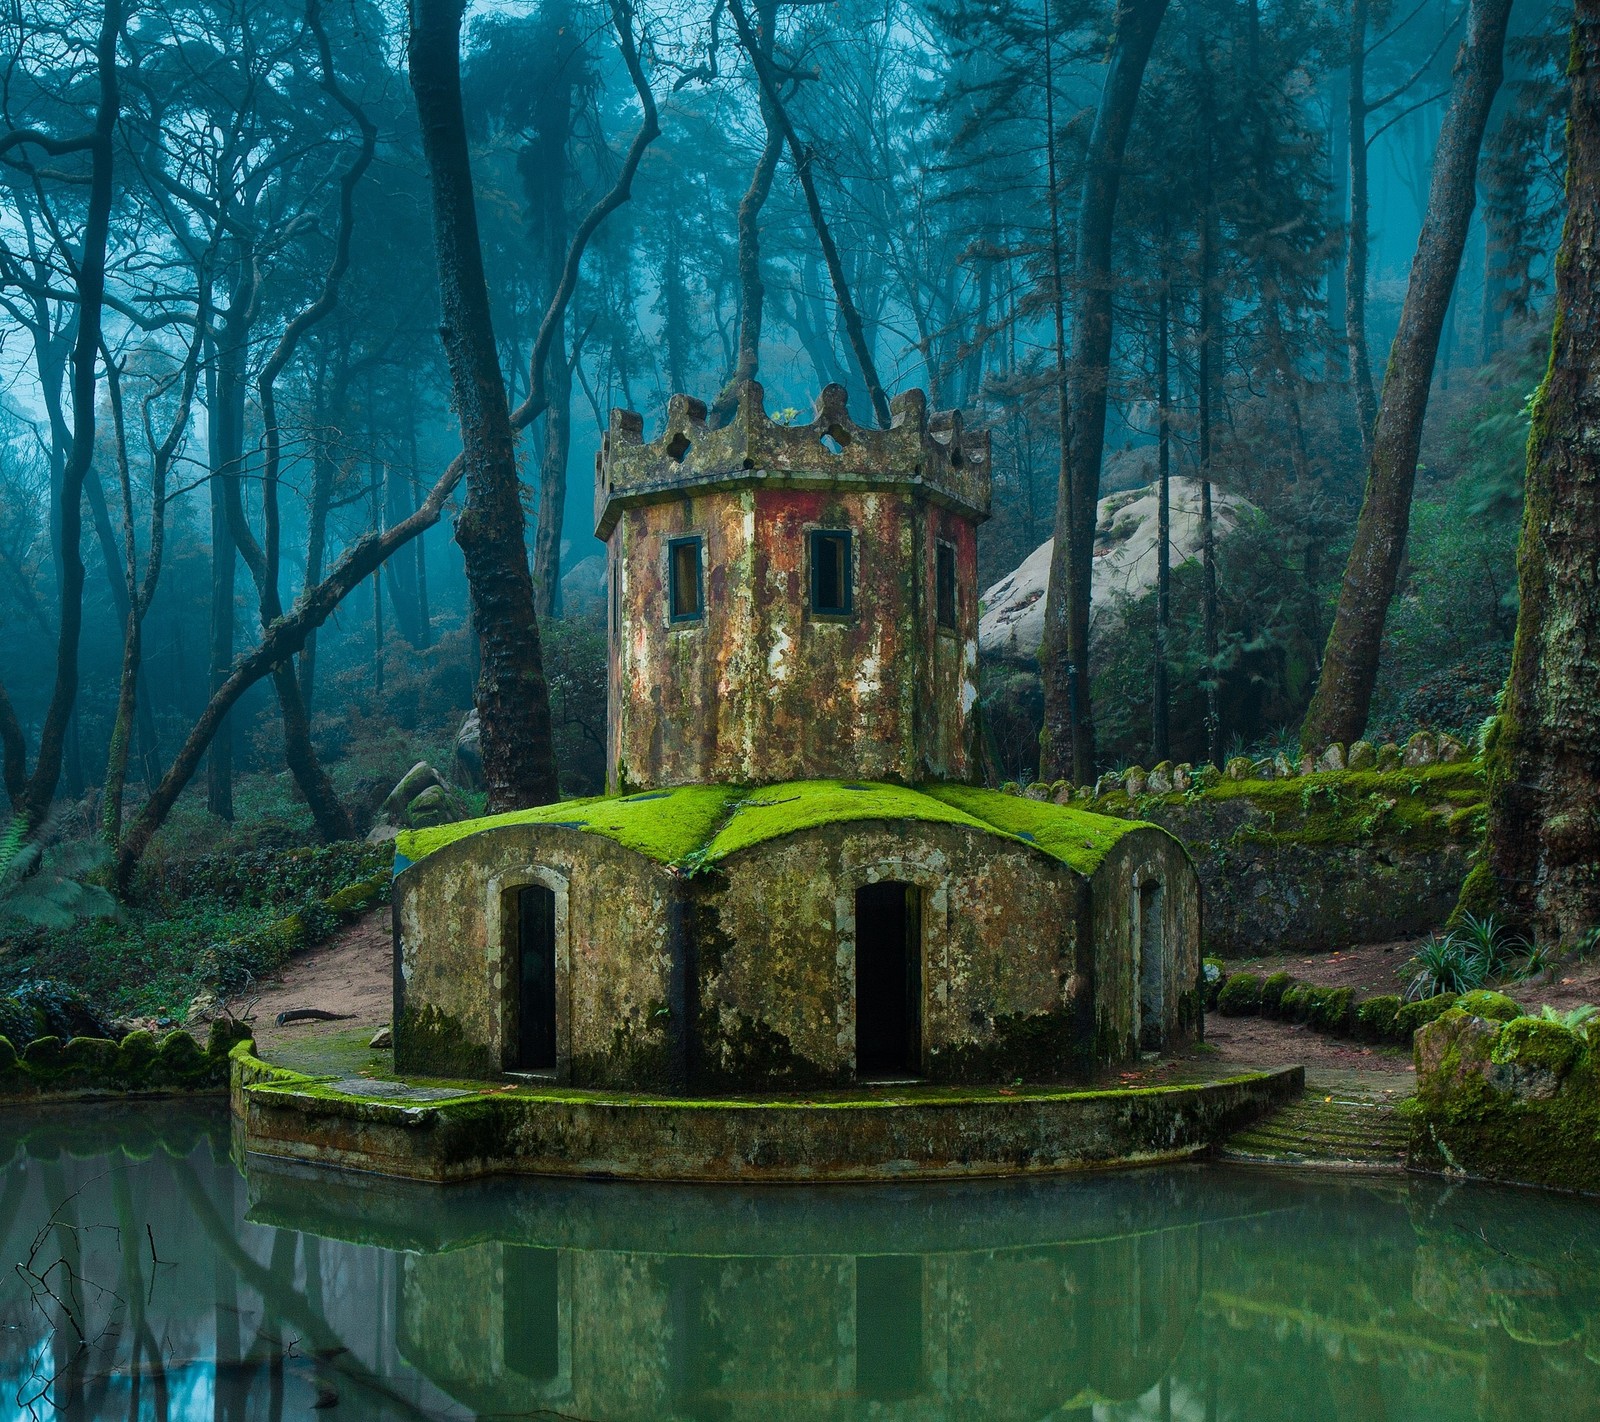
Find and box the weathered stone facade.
[597,382,987,789]
[392,806,1199,1089]
[388,388,1204,1102]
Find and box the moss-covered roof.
[395,780,1149,879]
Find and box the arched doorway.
[516,883,558,1071]
[855,882,922,1077]
[1139,879,1165,1051]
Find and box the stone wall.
[393,814,1200,1091]
[1012,758,1485,957]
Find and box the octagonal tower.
[596,382,990,791]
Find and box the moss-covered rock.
[22,1036,65,1074]
[1455,989,1523,1023]
[1217,973,1263,1016]
[1412,1008,1600,1193]
[1259,972,1294,1017]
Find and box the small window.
[935,542,957,629]
[668,536,703,622]
[810,530,852,616]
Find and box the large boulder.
[453,710,484,791]
[979,476,1256,662]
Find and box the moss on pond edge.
[0,1017,250,1100]
[395,780,1150,879]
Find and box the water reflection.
[1,1104,1598,1420]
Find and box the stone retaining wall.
[1008,759,1485,957]
[232,1045,1302,1184]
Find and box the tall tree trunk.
[19,0,120,829]
[1479,0,1600,947]
[410,0,560,810]
[205,314,248,823]
[712,0,781,425]
[1038,0,1169,783]
[1301,0,1515,751]
[1195,29,1223,769]
[1152,247,1171,764]
[1345,0,1377,457]
[533,345,572,620]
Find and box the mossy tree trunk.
[1300,0,1514,752]
[1480,1,1600,948]
[409,0,561,812]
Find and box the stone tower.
[595,382,991,790]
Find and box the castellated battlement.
[595,380,990,538]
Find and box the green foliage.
[1405,933,1489,1001]
[1537,1004,1599,1043]
[2,845,393,1020]
[0,816,117,934]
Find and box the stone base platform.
[231,1044,1302,1185]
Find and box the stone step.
[1219,1092,1410,1171]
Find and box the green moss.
[1280,984,1311,1023]
[1455,989,1523,1023]
[23,1036,65,1073]
[393,780,1148,880]
[1491,1016,1581,1079]
[0,1035,14,1071]
[1448,861,1503,929]
[1306,986,1355,1034]
[705,781,983,863]
[394,1003,501,1079]
[926,1008,1087,1084]
[696,1007,836,1090]
[1217,974,1263,1016]
[1259,972,1294,1017]
[1397,993,1460,1036]
[325,873,388,915]
[1130,763,1485,852]
[921,784,1147,876]
[397,786,737,866]
[1356,994,1402,1042]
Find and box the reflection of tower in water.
[397,1222,1203,1420]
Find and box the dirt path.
[234,907,391,1057]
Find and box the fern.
[0,815,118,935]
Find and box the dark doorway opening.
[855,1254,924,1399]
[1139,880,1165,1051]
[503,1245,559,1381]
[855,882,921,1076]
[517,884,557,1070]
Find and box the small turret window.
[810,530,853,615]
[935,541,957,629]
[668,536,703,622]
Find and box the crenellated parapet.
[595,381,990,538]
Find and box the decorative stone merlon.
[595,380,991,538]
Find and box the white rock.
[978,476,1257,662]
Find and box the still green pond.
[2,1103,1598,1421]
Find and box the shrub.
[1259,972,1294,1017]
[1397,993,1460,1037]
[1356,995,1402,1042]
[1456,989,1523,1023]
[1306,986,1355,1034]
[1217,973,1264,1016]
[1202,958,1225,1009]
[1405,933,1489,1000]
[1280,984,1311,1022]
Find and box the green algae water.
[4,1104,1599,1420]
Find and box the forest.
[0,0,1583,1010]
